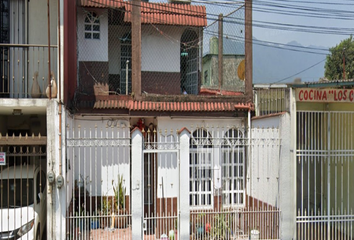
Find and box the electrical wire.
[270,58,326,84]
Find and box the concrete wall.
[108,25,186,74]
[202,55,245,92]
[157,117,244,199]
[77,8,108,62]
[251,113,294,239]
[141,25,184,72]
[249,120,280,207]
[66,117,131,197]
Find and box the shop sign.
[0,152,5,165]
[296,88,354,103]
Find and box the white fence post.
[131,128,144,239]
[178,128,190,240]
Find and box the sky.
[251,0,352,48]
[149,0,352,48]
[149,0,353,82]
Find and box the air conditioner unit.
[168,0,191,4]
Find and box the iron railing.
[0,44,57,98]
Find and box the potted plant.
[209,213,231,240]
[100,197,113,229]
[195,213,205,238]
[90,211,100,230]
[113,174,127,229]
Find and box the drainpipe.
[58,0,62,177]
[247,109,252,209]
[47,0,51,99]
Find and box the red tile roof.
[93,100,253,111]
[80,0,124,8]
[200,88,244,96]
[80,0,207,27]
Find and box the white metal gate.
[0,134,47,240]
[188,126,281,240]
[66,121,131,240]
[142,128,179,240]
[296,111,354,239]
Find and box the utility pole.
[218,14,223,93]
[245,0,252,102]
[132,0,142,99]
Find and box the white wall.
[252,116,280,128]
[251,113,294,239]
[67,117,130,197]
[249,123,280,207]
[28,0,57,45]
[77,8,108,62]
[141,25,184,72]
[157,117,244,198]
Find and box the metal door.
[296,111,354,239]
[143,128,179,240]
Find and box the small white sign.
[0,152,5,166]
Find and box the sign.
[0,152,5,166]
[296,88,354,103]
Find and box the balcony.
[0,44,57,99]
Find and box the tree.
[325,36,354,80]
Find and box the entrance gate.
[65,122,131,240]
[143,128,179,239]
[296,111,354,239]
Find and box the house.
[201,36,245,94]
[0,0,60,239]
[254,80,354,239]
[60,0,282,239]
[1,0,290,239]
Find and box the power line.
[271,58,327,84]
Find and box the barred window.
[189,129,213,208]
[222,128,245,206]
[84,12,100,39]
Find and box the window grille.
[190,129,213,208]
[222,129,245,206]
[84,12,100,39]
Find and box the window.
[189,129,213,207]
[84,12,100,39]
[222,129,245,206]
[0,179,34,208]
[0,0,9,95]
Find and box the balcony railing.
[0,44,57,98]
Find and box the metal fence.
[142,127,179,239]
[296,111,354,239]
[65,120,131,240]
[254,87,290,116]
[188,126,281,239]
[0,134,47,240]
[0,44,58,98]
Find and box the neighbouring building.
[254,80,354,239]
[0,0,60,239]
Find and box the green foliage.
[325,36,354,80]
[113,175,126,210]
[209,213,231,240]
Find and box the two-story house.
[0,0,60,239]
[59,0,289,239]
